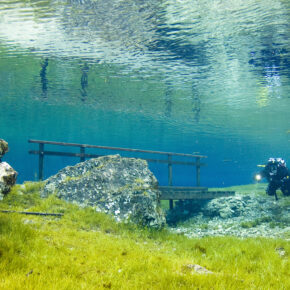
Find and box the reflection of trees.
[40,58,49,98]
[80,63,89,102]
[164,81,172,117]
[61,0,208,67]
[61,0,161,52]
[191,84,201,123]
[163,81,201,121]
[248,46,287,85]
[246,1,289,91]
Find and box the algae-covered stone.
[0,162,18,197]
[0,139,9,158]
[202,195,247,218]
[41,154,166,228]
[0,139,17,198]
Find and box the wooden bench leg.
[169,199,173,210]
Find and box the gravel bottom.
[168,194,290,240]
[169,214,290,239]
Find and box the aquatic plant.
[0,183,289,289]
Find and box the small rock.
[26,270,33,277]
[0,162,18,196]
[275,247,287,258]
[0,139,9,159]
[22,219,35,225]
[182,264,213,274]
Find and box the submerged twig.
[0,210,63,217]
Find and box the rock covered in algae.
[202,195,247,218]
[41,154,166,228]
[0,139,9,158]
[0,162,18,197]
[0,139,17,198]
[168,194,253,222]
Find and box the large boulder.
[41,155,166,228]
[0,162,18,198]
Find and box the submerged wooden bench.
[159,186,235,200]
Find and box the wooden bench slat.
[159,186,208,192]
[159,187,235,200]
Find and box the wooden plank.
[161,191,207,200]
[39,143,44,180]
[168,155,173,210]
[144,159,206,166]
[29,150,206,166]
[29,150,101,158]
[160,190,235,200]
[159,186,208,191]
[80,146,85,162]
[208,191,235,195]
[28,139,207,158]
[196,156,201,186]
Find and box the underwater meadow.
[0,182,289,289]
[1,1,290,289]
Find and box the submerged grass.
[0,182,289,289]
[210,183,268,196]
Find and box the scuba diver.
[255,158,290,200]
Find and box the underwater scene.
[0,0,289,289]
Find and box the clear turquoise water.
[0,0,289,186]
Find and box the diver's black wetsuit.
[261,159,290,199]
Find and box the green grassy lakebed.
[0,182,289,289]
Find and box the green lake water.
[0,0,289,186]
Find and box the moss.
[211,183,268,196]
[0,182,44,210]
[199,223,209,230]
[116,183,130,193]
[61,171,92,184]
[240,216,274,228]
[95,163,105,170]
[135,178,145,184]
[62,175,80,183]
[117,182,148,194]
[280,196,290,207]
[241,220,258,228]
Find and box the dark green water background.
[0,0,289,186]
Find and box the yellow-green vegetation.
[62,171,92,184]
[240,216,289,230]
[134,178,145,184]
[0,182,289,289]
[210,183,268,196]
[240,217,272,229]
[212,183,286,199]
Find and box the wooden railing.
[28,139,207,209]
